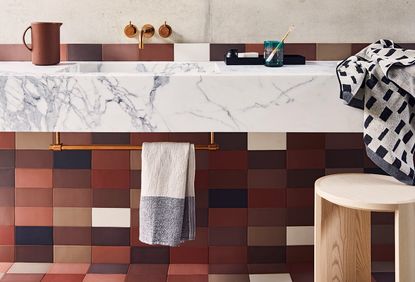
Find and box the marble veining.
[0,61,362,132]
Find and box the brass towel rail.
[49,132,220,151]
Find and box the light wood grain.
[395,203,415,282]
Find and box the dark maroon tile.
[93,189,130,208]
[16,150,53,168]
[195,170,209,190]
[0,44,31,61]
[54,227,91,245]
[126,274,167,282]
[0,150,14,168]
[67,44,102,61]
[372,225,394,245]
[287,188,314,208]
[248,208,286,226]
[286,208,314,226]
[248,151,286,169]
[372,244,394,261]
[325,133,364,149]
[102,44,174,61]
[88,263,129,274]
[170,247,208,264]
[351,43,370,54]
[169,133,211,145]
[196,152,209,170]
[209,151,247,170]
[248,169,286,189]
[209,208,247,227]
[286,246,314,263]
[209,264,248,274]
[15,245,53,262]
[53,169,91,188]
[196,208,208,227]
[131,246,170,264]
[91,133,131,144]
[326,150,364,168]
[209,246,247,264]
[287,133,325,149]
[214,133,247,150]
[248,246,286,264]
[287,150,325,169]
[128,264,169,275]
[210,44,245,61]
[208,170,247,189]
[92,227,130,246]
[248,189,286,208]
[92,169,130,189]
[209,227,247,246]
[372,272,395,282]
[247,263,287,274]
[372,212,394,225]
[130,170,141,189]
[287,169,325,188]
[0,168,15,188]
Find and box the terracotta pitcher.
[23,22,62,65]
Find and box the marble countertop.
[0,61,362,132]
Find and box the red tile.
[128,264,169,275]
[170,247,208,264]
[82,274,126,282]
[196,190,208,209]
[209,151,247,170]
[53,188,91,208]
[15,245,53,262]
[92,170,130,189]
[208,170,247,189]
[0,133,15,149]
[102,44,174,61]
[209,208,247,227]
[91,246,130,264]
[0,245,14,261]
[287,150,325,169]
[351,43,370,54]
[126,274,166,282]
[92,151,130,170]
[209,246,247,264]
[41,274,85,282]
[168,264,209,275]
[248,189,286,208]
[0,226,14,245]
[287,188,314,208]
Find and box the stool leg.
[395,203,415,282]
[315,195,371,281]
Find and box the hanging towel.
[337,39,415,185]
[139,142,196,246]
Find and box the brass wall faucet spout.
[124,21,155,49]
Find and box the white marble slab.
[0,61,362,132]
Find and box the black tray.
[224,54,305,66]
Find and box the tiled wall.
[0,133,394,276]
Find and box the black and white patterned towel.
[337,39,415,185]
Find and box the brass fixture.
[124,21,138,38]
[139,24,155,49]
[158,21,172,38]
[49,132,220,151]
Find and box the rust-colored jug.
[23,22,62,65]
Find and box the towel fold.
[139,142,196,246]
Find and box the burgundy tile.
[248,189,286,208]
[195,170,209,190]
[208,170,247,189]
[53,188,91,208]
[245,43,317,60]
[102,44,174,61]
[195,152,209,170]
[167,275,208,282]
[326,149,364,168]
[287,133,325,149]
[287,150,325,169]
[130,170,141,189]
[351,43,370,54]
[180,227,208,248]
[0,168,14,188]
[92,170,130,189]
[92,151,130,170]
[88,264,129,274]
[169,133,211,145]
[196,208,208,227]
[126,274,166,282]
[209,208,247,227]
[247,169,286,189]
[131,246,170,264]
[248,246,286,264]
[286,208,314,226]
[92,228,130,246]
[60,133,92,145]
[209,151,247,170]
[15,245,53,262]
[128,264,169,275]
[209,227,247,246]
[214,133,247,150]
[15,150,53,168]
[208,264,248,274]
[372,225,394,244]
[372,212,394,225]
[287,188,314,208]
[325,133,364,149]
[210,44,245,61]
[170,247,208,264]
[53,169,91,189]
[0,150,15,168]
[209,246,247,264]
[0,133,15,149]
[54,227,92,245]
[286,246,314,263]
[16,188,52,207]
[248,208,286,226]
[372,244,394,261]
[247,263,288,274]
[287,169,325,188]
[41,274,85,282]
[196,190,208,209]
[248,151,286,169]
[131,133,170,144]
[67,44,102,61]
[1,274,44,282]
[0,44,31,61]
[93,189,129,208]
[91,133,130,145]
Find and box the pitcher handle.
[22,26,32,51]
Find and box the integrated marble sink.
[0,61,362,132]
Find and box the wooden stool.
[315,173,415,282]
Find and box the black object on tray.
[224,49,305,65]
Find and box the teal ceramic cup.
[264,40,284,67]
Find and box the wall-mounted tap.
[124,21,155,49]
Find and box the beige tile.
[15,133,53,150]
[54,246,91,263]
[248,133,286,151]
[286,226,314,246]
[249,273,292,282]
[130,151,141,170]
[209,274,250,282]
[53,208,91,227]
[92,208,130,228]
[130,189,140,209]
[316,43,352,61]
[248,227,286,246]
[8,263,52,274]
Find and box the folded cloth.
[139,142,196,246]
[337,39,415,185]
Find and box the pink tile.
[82,274,126,282]
[47,264,90,274]
[15,207,53,226]
[0,262,13,273]
[15,169,53,188]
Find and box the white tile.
[92,208,131,227]
[8,263,52,274]
[286,226,314,246]
[249,273,292,282]
[248,133,287,150]
[174,43,210,62]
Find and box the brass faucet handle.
[124,21,138,38]
[159,21,172,38]
[142,24,155,38]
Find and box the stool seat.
[316,173,415,211]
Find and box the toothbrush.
[266,25,295,63]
